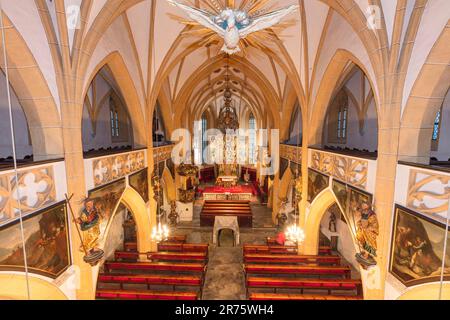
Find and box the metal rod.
[65,193,89,255]
[438,197,450,300]
[0,5,31,300]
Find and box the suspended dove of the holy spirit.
[167,0,298,55]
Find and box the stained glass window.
[432,110,441,141]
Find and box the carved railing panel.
[153,145,174,163]
[407,169,450,217]
[0,165,56,226]
[93,150,146,187]
[311,150,368,189]
[280,145,302,164]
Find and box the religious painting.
[279,158,289,179]
[390,205,450,287]
[166,158,175,179]
[129,169,149,203]
[0,201,71,279]
[87,178,126,240]
[332,179,348,223]
[307,169,329,202]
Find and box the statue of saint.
[77,199,101,253]
[355,201,379,268]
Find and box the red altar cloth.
[203,185,256,195]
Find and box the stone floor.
[170,194,360,299]
[172,196,277,299]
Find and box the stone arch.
[399,25,450,163]
[1,13,62,160]
[397,283,450,300]
[119,187,152,254]
[162,167,176,202]
[0,274,68,300]
[82,52,147,148]
[308,50,380,146]
[278,167,293,200]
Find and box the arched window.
[249,113,256,164]
[327,90,349,144]
[337,104,348,140]
[431,108,442,151]
[110,98,119,138]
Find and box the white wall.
[102,205,126,260]
[0,72,32,159]
[82,74,133,152]
[431,90,450,161]
[320,208,359,271]
[323,69,378,152]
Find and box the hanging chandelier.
[285,224,305,244]
[217,59,239,133]
[151,222,170,242]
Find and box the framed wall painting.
[0,201,71,279]
[390,205,450,287]
[88,178,126,239]
[332,179,348,212]
[347,185,373,229]
[307,168,329,203]
[129,169,149,203]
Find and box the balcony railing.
[0,160,67,227]
[396,162,450,219]
[309,148,377,192]
[84,149,147,190]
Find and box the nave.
[0,0,448,302]
[94,193,362,301]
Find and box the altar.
[202,185,254,201]
[216,175,238,187]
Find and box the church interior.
[0,0,449,301]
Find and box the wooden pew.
[266,238,332,255]
[98,273,203,289]
[244,254,341,266]
[243,245,297,255]
[104,261,206,274]
[114,251,208,263]
[148,252,208,263]
[246,277,362,295]
[157,243,209,254]
[243,244,331,256]
[96,289,198,300]
[244,264,352,279]
[124,235,187,252]
[249,293,362,300]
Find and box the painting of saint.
[129,169,149,203]
[332,179,348,214]
[390,205,450,286]
[0,202,71,279]
[307,169,329,202]
[87,178,126,239]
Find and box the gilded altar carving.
[407,169,450,217]
[0,166,56,226]
[311,150,368,189]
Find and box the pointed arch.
[0,13,62,160]
[399,25,450,163]
[83,52,147,148]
